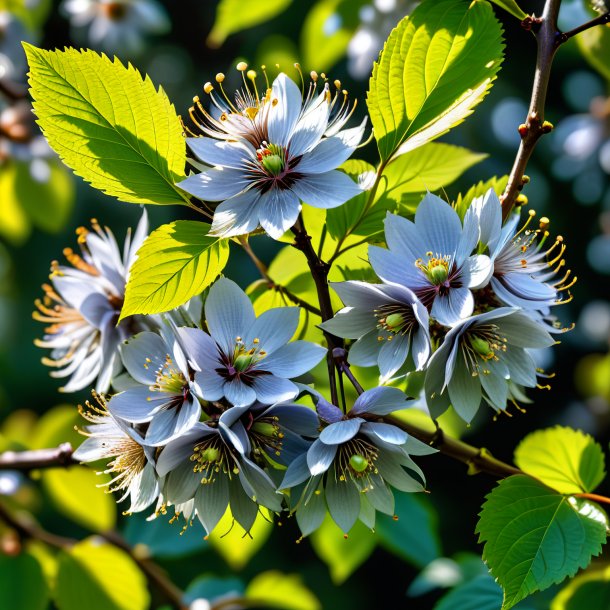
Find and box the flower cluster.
[64,276,426,535]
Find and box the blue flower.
[73,393,160,513]
[465,189,574,312]
[107,323,201,446]
[320,280,431,381]
[178,72,365,239]
[279,387,427,535]
[424,307,555,423]
[34,211,154,393]
[368,194,492,327]
[178,278,327,407]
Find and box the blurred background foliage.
[1,0,610,608]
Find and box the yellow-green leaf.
[514,426,606,495]
[246,571,321,610]
[54,537,149,610]
[24,44,187,205]
[121,221,229,319]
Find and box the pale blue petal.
[431,288,474,326]
[315,397,344,423]
[351,386,409,416]
[412,326,432,370]
[361,422,407,445]
[479,363,509,411]
[156,423,213,476]
[415,193,462,257]
[503,347,538,387]
[319,307,377,339]
[268,73,302,147]
[358,494,376,530]
[219,418,251,455]
[291,170,361,209]
[378,332,410,381]
[365,473,394,515]
[174,327,219,372]
[279,453,311,489]
[205,278,256,353]
[194,474,229,535]
[128,463,159,513]
[177,168,250,201]
[307,439,337,475]
[288,90,331,155]
[107,387,162,423]
[223,378,257,407]
[251,374,299,404]
[229,477,259,532]
[120,331,167,385]
[209,189,262,238]
[165,463,200,504]
[187,138,254,169]
[245,307,299,353]
[319,418,363,445]
[384,213,427,261]
[296,484,326,536]
[348,330,382,367]
[239,456,283,511]
[375,451,424,492]
[265,404,320,437]
[448,359,482,423]
[257,189,301,240]
[325,476,361,533]
[368,245,429,290]
[261,341,326,377]
[463,254,493,289]
[193,369,225,401]
[496,312,555,348]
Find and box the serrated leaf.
[367,0,504,162]
[207,0,292,47]
[377,491,441,567]
[454,175,508,219]
[0,552,49,610]
[246,571,321,610]
[24,44,187,205]
[551,565,610,610]
[514,426,606,495]
[477,475,608,610]
[54,537,149,610]
[376,143,487,215]
[310,516,376,584]
[208,507,272,570]
[121,221,229,318]
[489,0,528,20]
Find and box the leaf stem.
[0,443,77,471]
[292,216,341,406]
[385,415,523,479]
[501,0,562,220]
[574,492,610,506]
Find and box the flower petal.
[319,307,377,340]
[368,245,429,290]
[384,213,427,262]
[187,138,255,169]
[268,73,303,147]
[209,189,263,238]
[177,168,250,201]
[224,378,257,407]
[378,332,410,381]
[291,170,361,209]
[415,193,462,257]
[107,386,162,423]
[288,90,331,155]
[295,483,326,536]
[257,189,301,240]
[205,278,256,353]
[351,386,409,416]
[325,476,361,533]
[194,473,229,535]
[251,374,299,404]
[447,358,482,423]
[431,288,474,326]
[347,330,382,367]
[279,452,311,489]
[245,307,299,353]
[496,311,555,348]
[463,254,493,290]
[261,341,326,377]
[120,331,167,385]
[319,418,364,445]
[361,421,408,445]
[307,438,338,476]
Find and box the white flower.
[178,70,365,239]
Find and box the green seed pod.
[429,264,448,284]
[349,454,369,473]
[469,336,493,359]
[252,422,278,437]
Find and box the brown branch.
[501,0,562,220]
[0,443,78,471]
[292,216,342,406]
[385,415,524,479]
[574,492,610,506]
[559,11,610,43]
[0,500,188,610]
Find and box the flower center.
[349,454,369,473]
[250,417,284,459]
[152,355,187,394]
[257,143,286,177]
[230,336,267,373]
[101,2,128,20]
[416,252,451,285]
[335,437,379,483]
[191,436,236,483]
[374,303,416,339]
[461,325,507,376]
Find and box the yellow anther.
[215,73,225,83]
[247,69,257,80]
[236,61,248,71]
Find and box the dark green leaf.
[0,552,49,610]
[551,565,610,610]
[476,475,608,609]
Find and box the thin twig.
[559,10,610,43]
[0,443,78,471]
[333,348,364,395]
[385,416,523,479]
[238,237,322,316]
[574,493,610,506]
[501,0,562,219]
[291,216,341,406]
[0,501,188,610]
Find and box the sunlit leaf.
[121,221,229,319]
[208,507,273,570]
[310,516,376,584]
[0,159,31,244]
[207,0,292,47]
[453,175,509,219]
[477,475,608,610]
[246,571,321,610]
[24,44,187,205]
[54,537,149,610]
[376,143,487,215]
[489,0,528,20]
[0,552,49,610]
[514,426,606,495]
[367,0,504,161]
[576,24,610,83]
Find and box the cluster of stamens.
[334,437,379,487]
[461,324,507,377]
[228,336,267,375]
[374,303,416,342]
[248,415,284,459]
[415,252,451,285]
[190,436,234,484]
